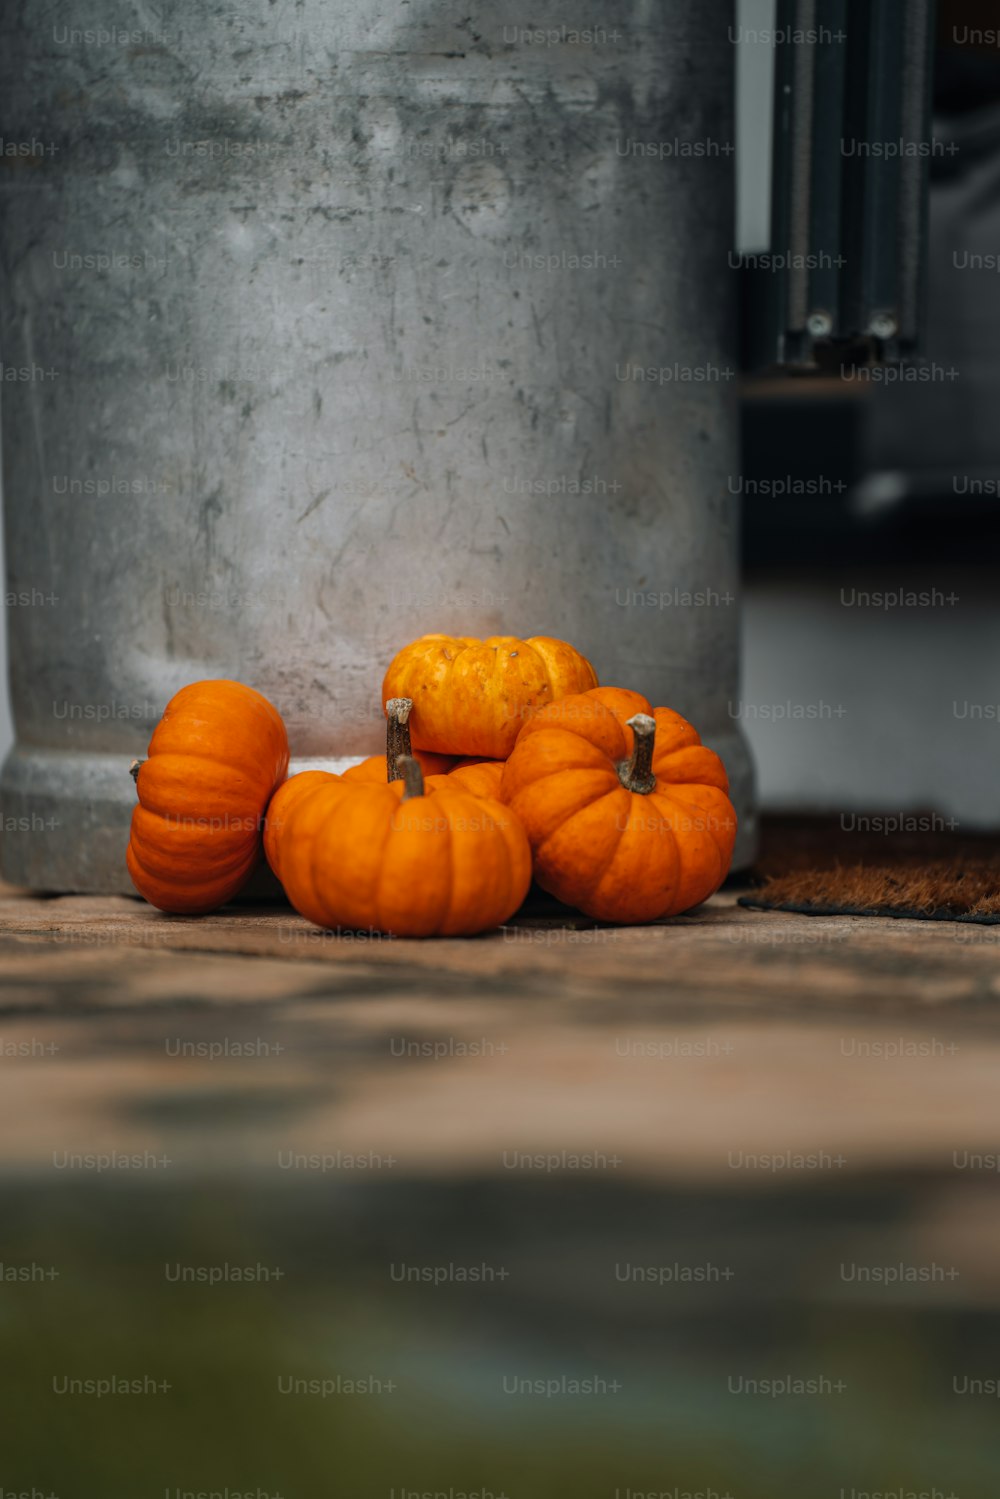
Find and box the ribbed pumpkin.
[447,758,506,800]
[341,698,454,785]
[276,757,531,937]
[382,634,598,759]
[263,770,334,886]
[501,687,737,923]
[127,680,289,914]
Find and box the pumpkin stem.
[618,714,657,794]
[396,754,425,801]
[385,697,414,782]
[129,758,145,785]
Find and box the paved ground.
[4,884,1000,1496]
[2,883,997,1185]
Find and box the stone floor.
[2,882,997,1182]
[4,884,1000,1496]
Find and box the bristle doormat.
[739,817,1000,924]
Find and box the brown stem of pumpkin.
[384,697,414,782]
[396,754,425,801]
[129,758,145,785]
[617,714,657,794]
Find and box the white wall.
[736,0,776,253]
[741,572,1000,827]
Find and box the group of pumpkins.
[126,634,738,936]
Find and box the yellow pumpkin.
[382,634,598,759]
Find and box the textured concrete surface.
[0,0,754,889]
[1,883,996,1182]
[4,883,1000,1496]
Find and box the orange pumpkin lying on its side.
[127,680,289,914]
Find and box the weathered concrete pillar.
[0,1,754,891]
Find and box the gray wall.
[4,0,994,833]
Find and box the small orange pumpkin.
[127,680,289,914]
[382,634,598,759]
[277,756,531,937]
[501,687,737,922]
[341,698,454,785]
[447,757,506,800]
[263,770,334,885]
